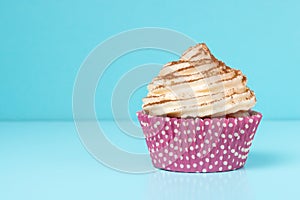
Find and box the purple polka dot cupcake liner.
[137,111,262,173]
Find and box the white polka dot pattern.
[137,111,262,173]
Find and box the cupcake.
[137,43,262,173]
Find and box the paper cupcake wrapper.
[137,111,262,173]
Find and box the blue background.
[1,0,299,120]
[1,1,300,200]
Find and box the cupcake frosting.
[142,43,256,118]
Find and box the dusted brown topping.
[142,43,256,118]
[143,88,253,107]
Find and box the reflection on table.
[147,168,253,200]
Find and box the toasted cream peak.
[180,43,214,61]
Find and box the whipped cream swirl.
[142,43,256,118]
